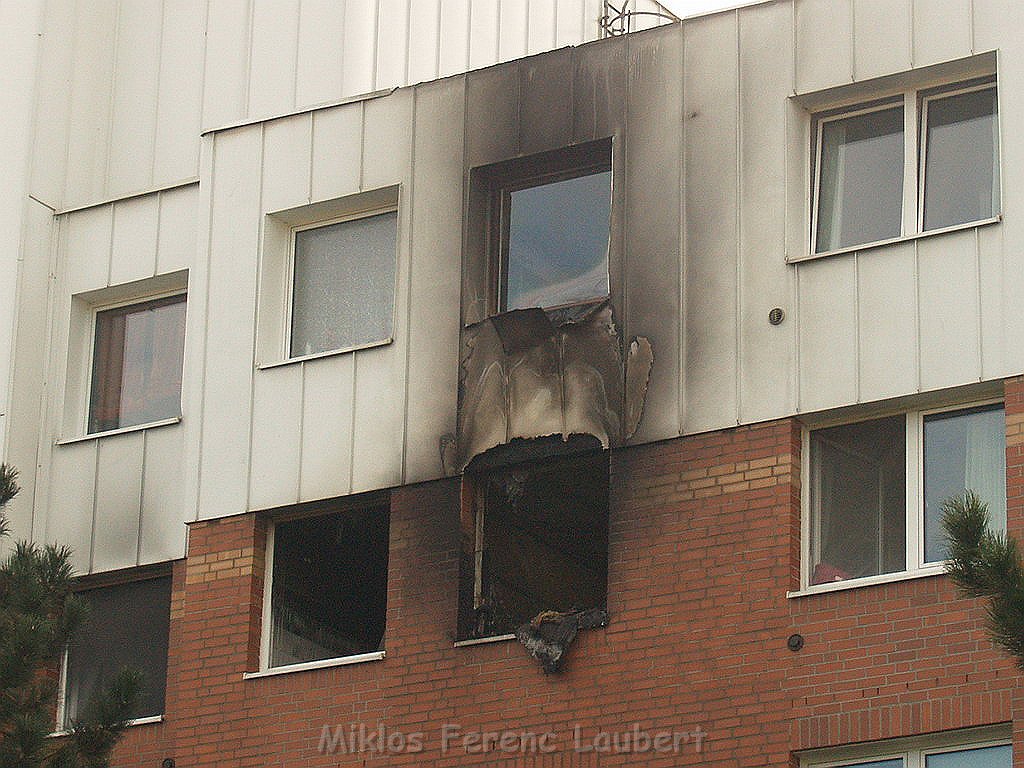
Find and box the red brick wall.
[108,383,1024,767]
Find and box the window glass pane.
[88,294,186,433]
[505,170,611,311]
[926,744,1011,768]
[290,211,397,358]
[923,404,1006,562]
[810,416,906,585]
[923,87,999,231]
[270,505,389,667]
[815,106,904,252]
[832,761,903,768]
[64,577,171,727]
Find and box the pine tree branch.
[942,490,1024,669]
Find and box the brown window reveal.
[458,447,609,641]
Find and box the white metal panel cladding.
[33,0,665,212]
[682,13,739,434]
[12,1,1024,569]
[737,1,796,426]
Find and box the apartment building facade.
[1,0,1022,766]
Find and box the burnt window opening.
[63,575,171,728]
[266,502,389,669]
[458,449,610,641]
[472,139,613,319]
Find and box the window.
[62,576,171,728]
[87,293,186,434]
[806,402,1005,588]
[812,78,998,254]
[257,187,399,367]
[262,502,389,670]
[477,140,612,314]
[458,449,609,641]
[802,736,1010,768]
[288,209,397,358]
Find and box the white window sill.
[257,337,393,370]
[56,417,181,445]
[48,714,164,738]
[787,565,946,598]
[243,650,385,679]
[788,214,1001,264]
[453,633,516,647]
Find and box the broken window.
[265,502,389,669]
[63,575,172,728]
[475,139,613,315]
[458,448,609,641]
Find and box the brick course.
[108,381,1024,766]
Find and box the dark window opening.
[64,576,171,728]
[268,503,389,668]
[458,450,609,640]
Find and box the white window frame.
[917,80,1000,234]
[801,731,1011,768]
[83,289,187,436]
[60,271,190,444]
[808,78,1000,258]
[797,398,1004,595]
[283,205,399,362]
[247,515,386,679]
[255,185,401,369]
[54,573,173,732]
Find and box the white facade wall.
[6,0,1023,574]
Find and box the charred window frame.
[60,570,172,730]
[473,139,613,317]
[458,449,610,641]
[258,499,390,673]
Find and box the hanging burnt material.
[443,300,653,474]
[514,608,610,674]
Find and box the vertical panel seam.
[136,431,148,565]
[433,0,442,80]
[678,20,686,435]
[151,0,167,187]
[296,363,305,503]
[196,0,212,163]
[371,0,381,90]
[734,8,742,425]
[307,112,315,203]
[464,0,473,73]
[154,191,164,276]
[61,0,81,206]
[243,0,255,118]
[103,0,124,200]
[975,227,983,379]
[794,261,802,412]
[914,238,922,390]
[244,124,266,513]
[88,442,100,572]
[106,203,116,287]
[400,92,418,485]
[849,0,856,82]
[403,0,413,84]
[908,0,915,68]
[969,0,975,54]
[853,253,861,403]
[292,0,303,110]
[193,136,218,520]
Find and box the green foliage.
[942,490,1024,668]
[0,464,139,768]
